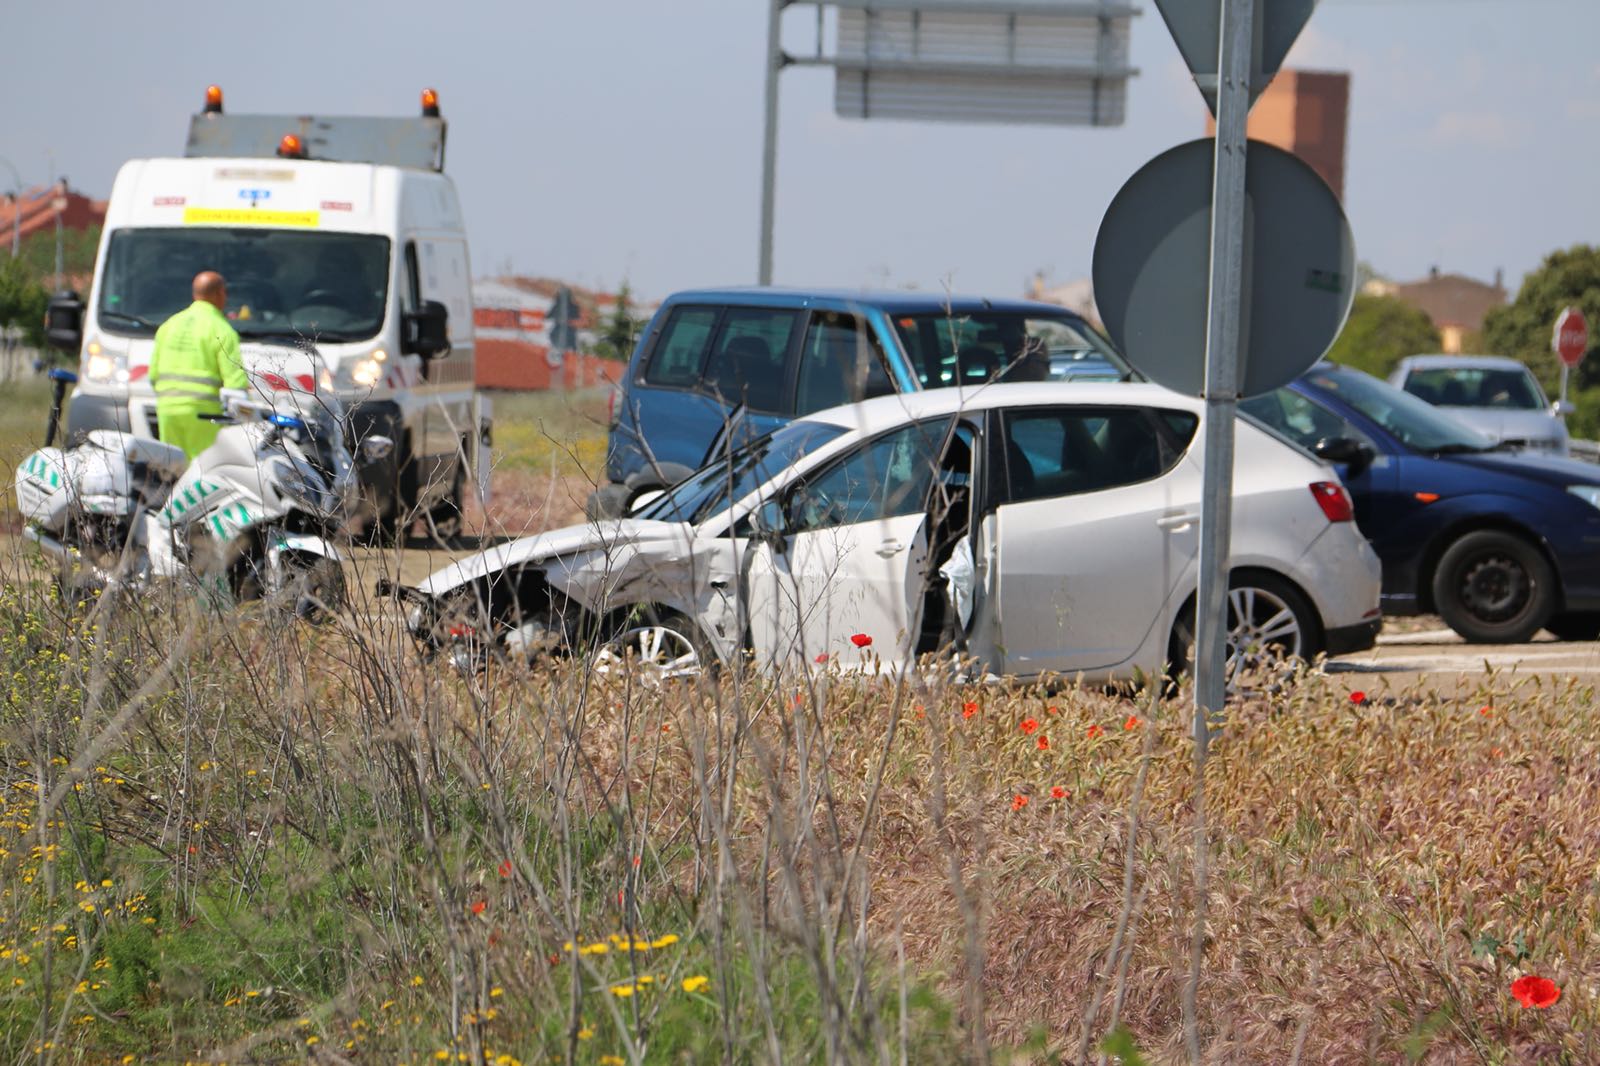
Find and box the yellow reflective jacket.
[149,301,248,406]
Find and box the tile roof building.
[1366,267,1508,354]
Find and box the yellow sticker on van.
[182,207,319,227]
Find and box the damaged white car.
[385,383,1382,682]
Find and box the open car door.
[745,418,952,673]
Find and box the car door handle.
[876,539,906,557]
[1157,513,1198,531]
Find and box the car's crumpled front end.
[379,518,732,670]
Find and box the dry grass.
[2,385,1597,1062]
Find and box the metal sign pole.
[1560,363,1570,410]
[758,0,784,285]
[1194,0,1253,731]
[1186,1,1251,1054]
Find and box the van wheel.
[1432,530,1554,644]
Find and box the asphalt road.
[1326,624,1600,693]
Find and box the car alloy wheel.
[594,620,704,685]
[1227,584,1305,674]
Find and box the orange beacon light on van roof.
[421,88,440,117]
[204,85,224,114]
[276,133,306,159]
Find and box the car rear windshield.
[638,420,849,525]
[1400,366,1544,410]
[890,312,1131,388]
[97,227,391,343]
[1307,367,1493,453]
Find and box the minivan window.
[891,312,1127,388]
[637,419,848,525]
[98,227,391,342]
[644,307,719,388]
[703,308,797,412]
[795,312,895,414]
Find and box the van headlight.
[83,339,127,384]
[1568,485,1600,512]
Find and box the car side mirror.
[1313,435,1375,475]
[1553,400,1576,418]
[403,299,450,358]
[45,291,84,352]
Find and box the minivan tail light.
[1310,481,1354,522]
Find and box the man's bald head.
[193,271,227,309]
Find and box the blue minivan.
[590,288,1127,517]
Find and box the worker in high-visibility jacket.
[148,271,249,459]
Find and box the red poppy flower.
[850,633,873,648]
[1046,705,1059,715]
[1010,794,1028,811]
[1019,718,1039,735]
[1479,705,1493,717]
[1050,786,1068,799]
[815,652,829,664]
[1491,747,1504,758]
[1510,974,1561,1009]
[1086,724,1104,740]
[1036,735,1049,751]
[962,701,978,719]
[470,900,487,916]
[498,860,513,878]
[1123,715,1142,731]
[1349,691,1367,705]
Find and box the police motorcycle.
[15,365,390,620]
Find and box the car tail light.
[1310,481,1354,522]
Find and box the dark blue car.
[1241,362,1600,643]
[590,288,1126,517]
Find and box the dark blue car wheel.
[1431,530,1555,644]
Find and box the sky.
[4,0,1595,303]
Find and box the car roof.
[795,381,1202,436]
[1395,354,1528,371]
[659,286,1082,318]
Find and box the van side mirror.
[403,299,450,358]
[1313,435,1375,475]
[45,291,85,352]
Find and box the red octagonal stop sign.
[1555,306,1589,368]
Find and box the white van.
[48,87,490,537]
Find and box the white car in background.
[388,383,1382,682]
[1389,355,1571,456]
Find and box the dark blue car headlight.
[1568,486,1600,512]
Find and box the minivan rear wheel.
[1431,530,1555,644]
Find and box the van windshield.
[890,312,1132,387]
[97,228,391,342]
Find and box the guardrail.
[1571,439,1600,464]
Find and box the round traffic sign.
[1554,306,1588,368]
[1092,138,1356,398]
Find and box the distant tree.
[1482,244,1600,392]
[596,281,641,362]
[0,257,49,348]
[1324,292,1441,379]
[18,225,101,289]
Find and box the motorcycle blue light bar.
[269,414,306,431]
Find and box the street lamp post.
[53,179,69,289]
